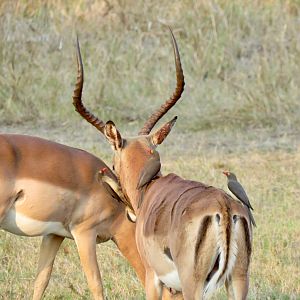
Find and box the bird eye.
[148,148,154,154]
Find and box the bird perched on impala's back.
[223,171,256,227]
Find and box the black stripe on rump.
[194,216,212,268]
[241,216,252,267]
[164,247,173,261]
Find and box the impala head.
[104,116,177,188]
[72,29,184,211]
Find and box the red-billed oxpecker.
[223,171,256,227]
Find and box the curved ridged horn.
[72,37,105,133]
[138,28,185,135]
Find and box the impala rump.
[135,174,251,298]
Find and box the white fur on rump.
[204,216,238,298]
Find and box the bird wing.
[228,180,254,210]
[103,181,122,202]
[248,209,256,227]
[136,156,161,190]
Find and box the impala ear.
[151,116,177,145]
[104,121,123,150]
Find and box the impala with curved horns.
[73,29,252,300]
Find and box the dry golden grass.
[0,0,299,130]
[0,0,299,299]
[0,124,299,299]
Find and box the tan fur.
[0,134,146,300]
[72,29,252,299]
[104,134,253,300]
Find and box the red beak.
[100,167,108,174]
[223,171,229,176]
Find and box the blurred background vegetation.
[0,0,299,299]
[0,0,299,132]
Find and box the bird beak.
[223,171,229,176]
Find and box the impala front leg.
[225,274,249,300]
[145,268,163,300]
[112,216,146,285]
[72,228,104,300]
[33,234,64,300]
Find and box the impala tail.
[194,199,252,299]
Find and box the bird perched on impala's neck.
[223,171,256,227]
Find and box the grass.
[0,0,299,299]
[0,139,299,299]
[0,0,299,130]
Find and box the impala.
[73,30,253,299]
[0,133,147,299]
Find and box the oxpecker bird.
[136,149,161,208]
[223,171,256,227]
[136,149,161,190]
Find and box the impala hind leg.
[72,229,104,300]
[33,234,64,300]
[112,217,146,285]
[176,241,213,299]
[225,249,249,300]
[225,217,251,300]
[225,274,249,300]
[181,276,205,300]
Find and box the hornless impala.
[73,30,253,300]
[0,133,146,299]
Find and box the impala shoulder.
[0,134,22,166]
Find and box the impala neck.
[119,174,142,213]
[119,170,160,214]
